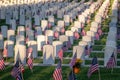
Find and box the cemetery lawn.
[0,66,120,80]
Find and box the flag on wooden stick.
[0,58,5,70]
[87,57,99,78]
[69,52,77,68]
[106,53,116,69]
[53,60,62,80]
[58,49,63,61]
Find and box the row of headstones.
[72,0,110,66]
[53,0,102,38]
[0,0,63,5]
[70,1,101,34]
[104,0,118,67]
[0,0,81,24]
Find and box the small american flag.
[87,57,99,78]
[27,47,33,58]
[67,39,72,48]
[25,35,29,43]
[53,60,62,80]
[25,26,30,31]
[0,58,5,70]
[117,33,120,39]
[97,28,102,36]
[54,31,59,39]
[60,27,65,34]
[11,61,22,79]
[27,58,33,70]
[16,74,22,80]
[89,45,92,54]
[87,19,90,24]
[81,29,86,36]
[62,44,68,52]
[20,64,24,73]
[98,24,101,28]
[85,46,89,56]
[68,70,76,80]
[69,52,77,68]
[74,31,80,40]
[34,29,37,37]
[48,23,52,29]
[81,23,84,28]
[106,53,116,68]
[3,46,8,58]
[58,49,63,61]
[95,33,99,40]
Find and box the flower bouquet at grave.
[73,59,83,74]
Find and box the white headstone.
[19,9,25,25]
[64,15,70,26]
[27,41,38,58]
[1,25,8,38]
[14,45,26,64]
[41,20,48,31]
[17,26,25,36]
[4,40,14,57]
[65,30,74,44]
[45,30,53,44]
[27,30,34,41]
[25,20,32,29]
[7,30,15,41]
[57,20,65,28]
[0,35,4,49]
[43,45,54,64]
[37,35,46,51]
[71,27,79,32]
[59,35,68,43]
[10,19,16,30]
[48,16,55,26]
[34,15,40,26]
[16,35,25,45]
[52,41,63,57]
[73,46,85,62]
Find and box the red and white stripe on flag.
[74,31,80,39]
[0,58,5,70]
[53,68,62,80]
[54,31,59,39]
[87,64,99,77]
[58,49,63,61]
[3,48,8,57]
[106,54,116,68]
[27,58,33,70]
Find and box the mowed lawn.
[0,66,120,80]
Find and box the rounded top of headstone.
[79,41,88,46]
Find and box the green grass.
[92,46,105,51]
[90,52,104,58]
[63,52,72,57]
[1,66,120,80]
[85,60,104,65]
[94,38,106,45]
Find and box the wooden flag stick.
[21,71,24,80]
[31,69,33,73]
[6,57,7,62]
[98,68,101,80]
[111,67,113,74]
